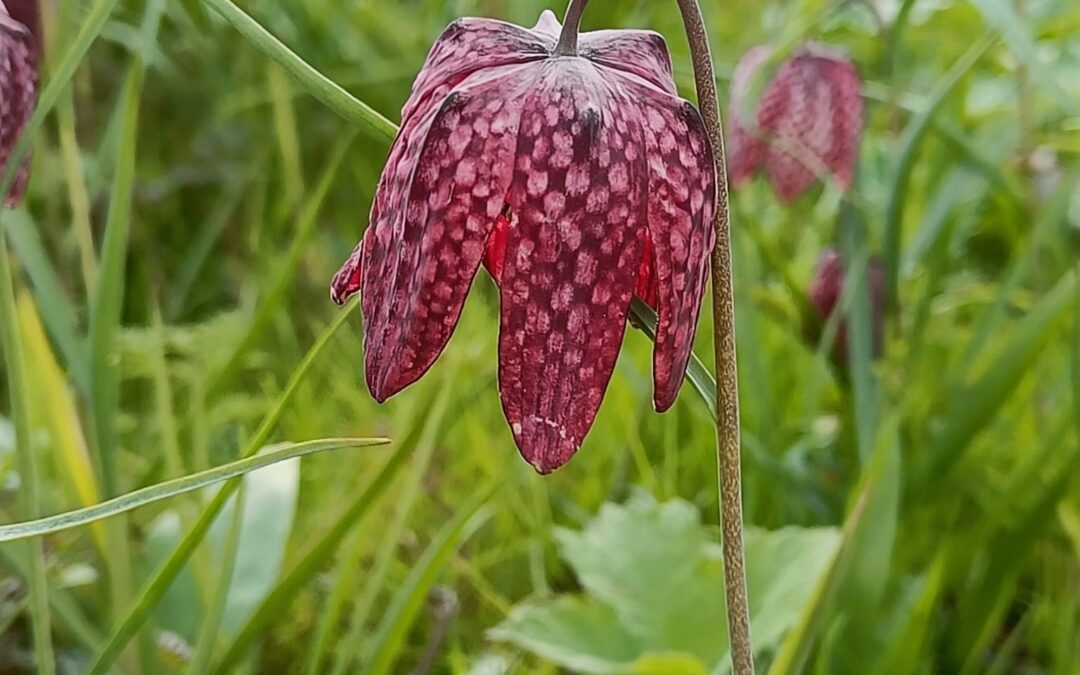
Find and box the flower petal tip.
[330,246,363,305]
[653,394,675,415]
[511,419,581,475]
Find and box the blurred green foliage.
[0,0,1078,673]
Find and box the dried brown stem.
[672,1,754,673]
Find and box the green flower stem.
[201,1,751,670]
[673,1,754,673]
[0,230,55,674]
[0,438,387,544]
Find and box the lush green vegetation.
[0,0,1078,673]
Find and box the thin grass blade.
[86,300,359,674]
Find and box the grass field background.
[0,0,1078,672]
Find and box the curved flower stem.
[554,0,588,56]
[673,1,754,673]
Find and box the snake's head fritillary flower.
[0,0,37,207]
[728,43,862,202]
[331,8,716,473]
[808,248,884,361]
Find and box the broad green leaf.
[490,598,640,674]
[466,654,512,675]
[497,495,840,673]
[743,526,842,652]
[145,511,201,642]
[555,493,728,665]
[627,653,709,675]
[210,447,299,635]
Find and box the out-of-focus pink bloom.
[808,248,885,361]
[728,43,862,202]
[0,0,37,206]
[331,10,717,473]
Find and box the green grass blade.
[2,211,88,393]
[967,0,1076,113]
[325,382,454,675]
[88,62,142,497]
[878,552,946,675]
[0,544,104,653]
[359,495,494,675]
[84,61,146,670]
[840,201,879,464]
[0,438,387,543]
[0,228,55,673]
[213,383,454,673]
[959,176,1076,375]
[178,0,210,29]
[206,133,356,398]
[187,480,246,674]
[202,0,397,141]
[16,294,106,554]
[164,170,250,321]
[767,419,898,675]
[150,301,185,478]
[882,31,996,309]
[86,299,360,674]
[918,268,1078,487]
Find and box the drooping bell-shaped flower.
[0,0,38,206]
[728,43,862,202]
[807,248,884,361]
[331,8,717,473]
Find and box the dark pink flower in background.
[332,10,716,473]
[808,248,885,361]
[0,0,38,206]
[728,43,862,202]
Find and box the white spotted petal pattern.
[332,10,717,473]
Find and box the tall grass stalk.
[87,299,361,673]
[0,228,55,674]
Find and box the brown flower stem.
[554,0,588,56]
[673,1,754,674]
